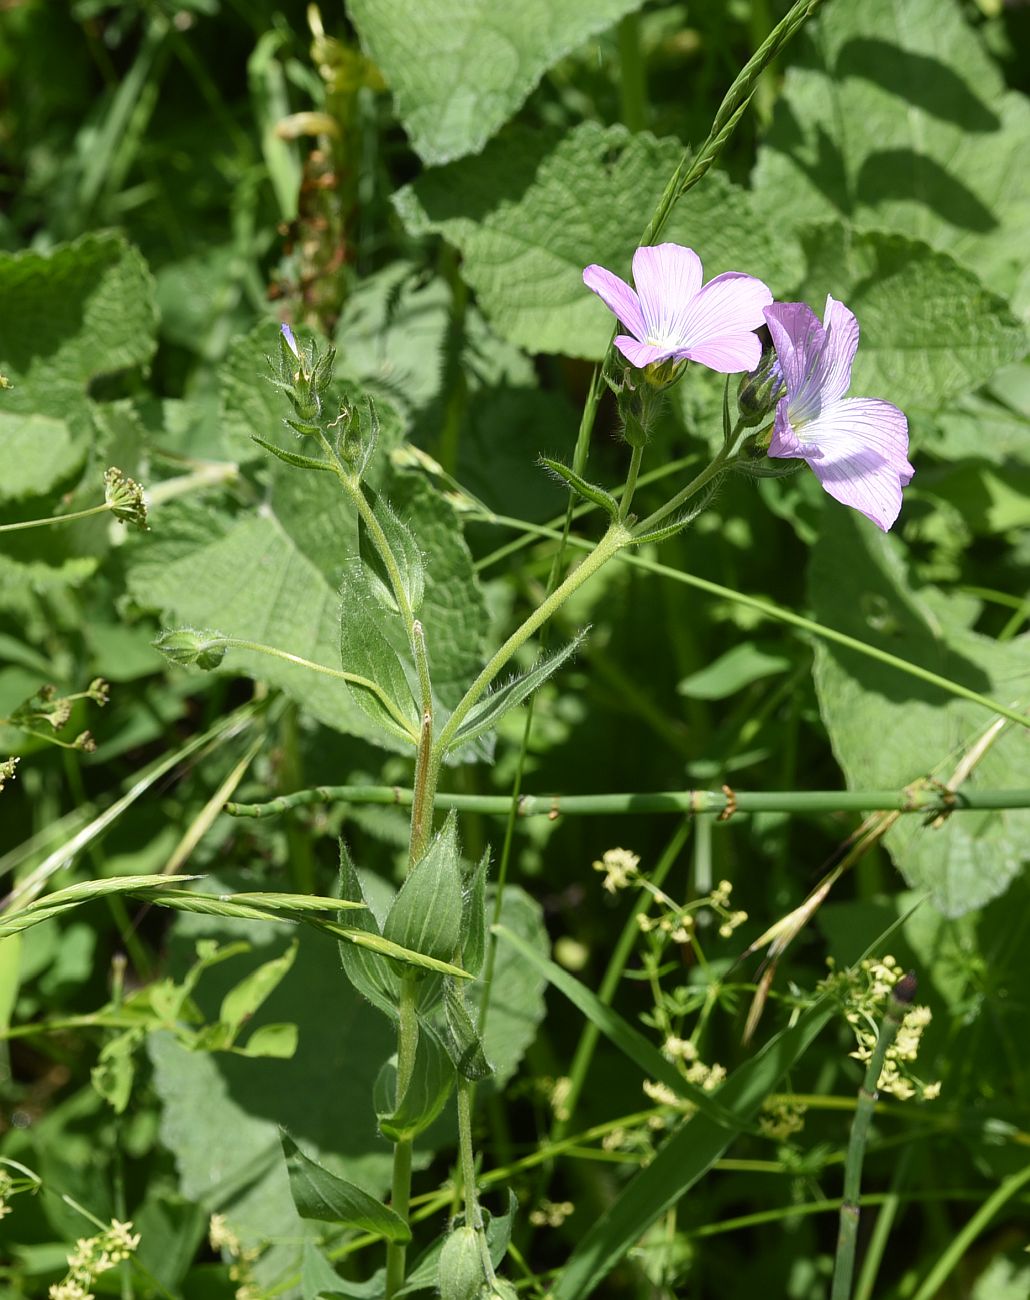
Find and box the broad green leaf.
[375,1020,454,1142]
[752,0,1030,317]
[550,1003,834,1300]
[225,1022,299,1059]
[395,123,801,359]
[281,1132,410,1242]
[798,225,1026,411]
[347,0,646,165]
[677,642,792,700]
[809,509,1030,916]
[0,233,156,502]
[383,812,463,965]
[0,232,156,390]
[447,634,586,752]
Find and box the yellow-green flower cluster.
[48,1220,140,1300]
[759,1098,808,1141]
[592,846,640,893]
[209,1213,262,1298]
[826,955,942,1102]
[0,1168,13,1218]
[0,756,18,793]
[529,1199,575,1229]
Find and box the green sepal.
[359,484,425,615]
[540,457,619,518]
[442,979,493,1082]
[460,849,490,979]
[383,811,463,966]
[445,634,586,753]
[374,1019,454,1142]
[250,434,329,474]
[336,840,400,1021]
[280,1131,411,1243]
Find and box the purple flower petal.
[682,332,764,374]
[631,244,703,342]
[793,397,913,531]
[815,296,860,407]
[764,302,823,399]
[281,322,300,358]
[768,397,806,459]
[583,265,646,340]
[613,335,673,368]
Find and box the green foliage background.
[0,1,1027,1298]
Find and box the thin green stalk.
[551,821,690,1143]
[434,523,630,756]
[617,11,648,132]
[853,1150,912,1300]
[222,638,417,742]
[633,442,735,535]
[278,704,316,894]
[619,444,644,520]
[0,503,112,533]
[225,784,1030,821]
[831,975,915,1300]
[385,978,419,1300]
[909,1161,1030,1300]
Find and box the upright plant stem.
[617,11,648,132]
[385,978,419,1299]
[619,445,644,520]
[831,975,916,1300]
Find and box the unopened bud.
[87,678,110,706]
[737,335,785,427]
[642,356,688,391]
[153,628,227,671]
[74,730,97,753]
[438,1226,485,1300]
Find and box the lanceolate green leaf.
[376,1020,454,1142]
[551,1003,834,1300]
[446,634,587,752]
[382,811,464,964]
[539,458,620,518]
[281,1132,411,1242]
[337,841,401,1020]
[358,484,425,615]
[339,558,420,743]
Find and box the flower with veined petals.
[280,322,301,358]
[583,243,773,376]
[764,297,913,532]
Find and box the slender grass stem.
[831,974,916,1300]
[617,11,648,132]
[225,784,1030,820]
[909,1161,1030,1300]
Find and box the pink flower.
[764,297,914,532]
[583,243,773,375]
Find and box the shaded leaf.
[281,1132,411,1242]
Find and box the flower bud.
[642,356,688,391]
[438,1226,485,1300]
[153,628,227,671]
[736,333,785,427]
[0,756,19,792]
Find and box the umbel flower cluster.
[584,243,913,531]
